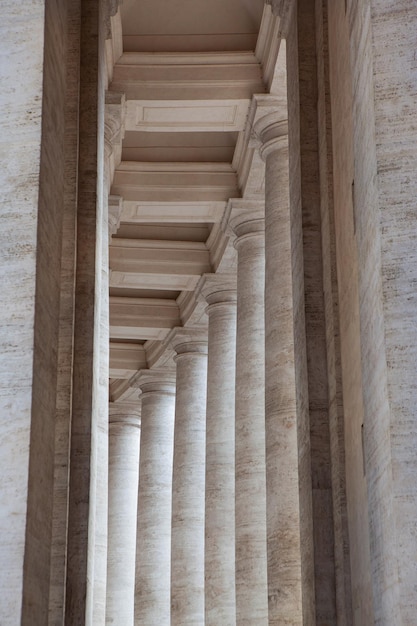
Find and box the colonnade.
[105,115,303,625]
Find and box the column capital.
[169,327,208,358]
[109,402,141,428]
[132,368,176,397]
[226,198,265,245]
[199,274,237,310]
[173,341,208,359]
[252,114,288,161]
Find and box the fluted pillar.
[135,370,176,626]
[106,403,141,626]
[255,113,303,624]
[230,206,268,625]
[171,333,208,626]
[203,277,237,625]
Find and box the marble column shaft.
[135,375,175,626]
[231,213,268,626]
[106,405,141,626]
[204,284,237,626]
[171,339,208,626]
[257,116,304,624]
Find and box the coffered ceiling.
[107,0,284,399]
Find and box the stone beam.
[109,239,211,291]
[124,99,249,134]
[110,51,264,100]
[110,297,181,341]
[109,343,147,379]
[111,162,239,203]
[119,200,226,225]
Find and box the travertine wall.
[0,1,108,623]
[327,5,376,623]
[285,1,417,623]
[326,0,416,623]
[0,1,72,623]
[0,2,46,622]
[369,3,417,621]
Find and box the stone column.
[171,332,208,626]
[135,370,176,626]
[229,205,268,626]
[106,403,141,626]
[95,90,126,626]
[202,277,237,626]
[254,113,304,624]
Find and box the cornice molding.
[104,2,123,84]
[104,92,126,188]
[108,194,123,237]
[265,0,293,37]
[256,4,281,91]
